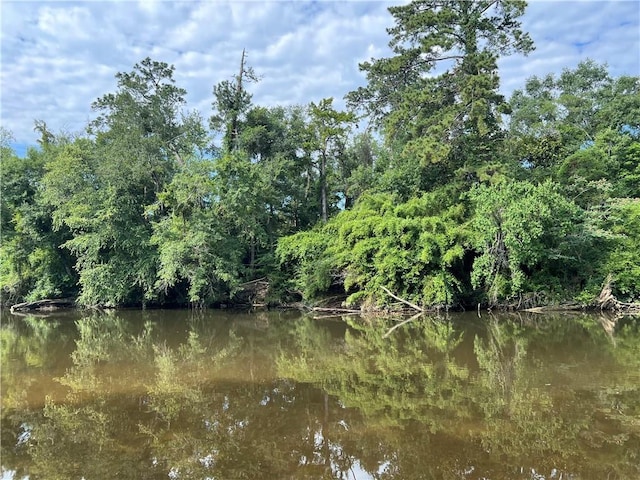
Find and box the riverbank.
[8,283,639,316]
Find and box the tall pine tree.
[347,0,534,190]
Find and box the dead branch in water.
[381,287,423,312]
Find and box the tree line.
[2,0,638,309]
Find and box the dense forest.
[1,0,639,310]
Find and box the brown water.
[1,309,639,480]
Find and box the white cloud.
[1,0,638,146]
[38,5,92,39]
[499,0,640,93]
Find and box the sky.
[1,0,639,153]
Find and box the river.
[1,309,639,479]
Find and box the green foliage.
[151,159,245,304]
[278,189,468,307]
[605,199,640,300]
[276,227,333,300]
[238,104,321,233]
[39,138,154,305]
[40,59,207,306]
[3,42,638,309]
[1,134,76,304]
[210,49,259,152]
[508,61,640,184]
[596,75,640,133]
[557,128,639,205]
[340,132,388,204]
[334,191,467,307]
[469,181,588,303]
[305,97,356,222]
[509,61,610,145]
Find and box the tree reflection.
[278,313,640,479]
[1,311,638,479]
[1,314,74,480]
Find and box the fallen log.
[10,298,76,313]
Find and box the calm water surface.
[1,309,639,479]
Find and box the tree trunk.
[321,152,328,223]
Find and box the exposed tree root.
[596,274,640,313]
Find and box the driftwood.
[311,313,360,320]
[516,275,640,314]
[10,298,76,313]
[597,274,618,310]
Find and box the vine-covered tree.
[469,181,588,304]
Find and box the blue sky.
[1,0,639,154]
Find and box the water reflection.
[1,310,639,479]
